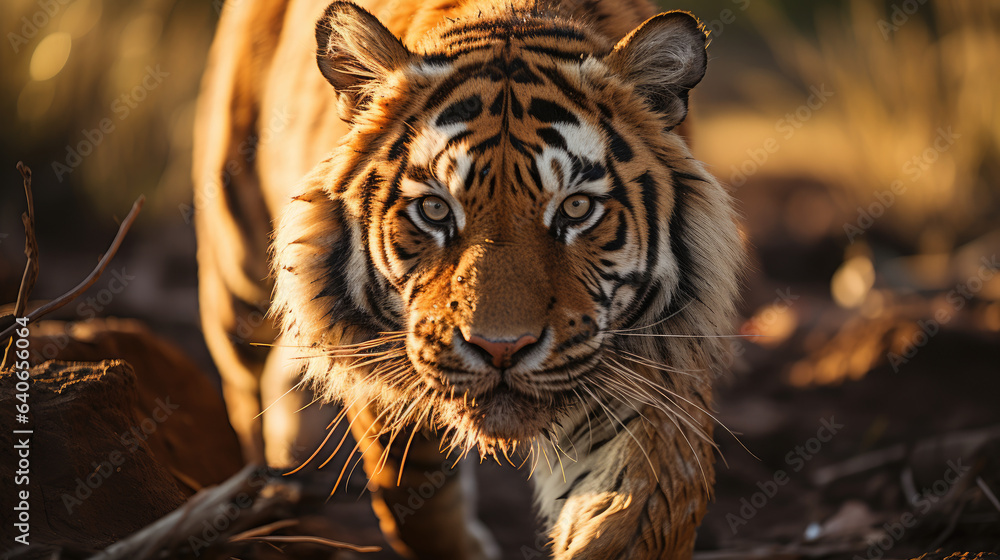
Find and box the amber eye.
[420,196,451,222]
[561,194,593,220]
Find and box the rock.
[0,319,243,556]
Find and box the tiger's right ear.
[315,2,411,119]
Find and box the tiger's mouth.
[433,377,581,445]
[416,349,601,445]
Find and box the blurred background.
[1,0,998,557]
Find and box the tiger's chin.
[433,382,577,454]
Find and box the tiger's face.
[276,2,735,453]
[389,64,666,442]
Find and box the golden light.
[29,32,72,81]
[742,303,798,348]
[831,256,875,309]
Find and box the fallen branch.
[85,464,380,560]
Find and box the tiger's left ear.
[604,11,708,129]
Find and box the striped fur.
[195,1,743,558]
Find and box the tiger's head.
[273,1,742,455]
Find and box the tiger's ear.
[315,2,411,119]
[604,11,708,129]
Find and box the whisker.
[597,376,711,495]
[254,378,305,420]
[611,332,765,339]
[602,357,757,461]
[598,361,717,449]
[604,299,693,334]
[579,383,658,480]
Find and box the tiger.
[192,0,743,558]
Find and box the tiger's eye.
[420,196,451,222]
[561,194,592,220]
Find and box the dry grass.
[695,0,1000,247]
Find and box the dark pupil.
[427,201,444,216]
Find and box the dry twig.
[0,193,144,346]
[1,163,39,369]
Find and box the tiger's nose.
[464,332,539,368]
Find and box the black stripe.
[471,133,502,154]
[462,162,477,191]
[436,94,483,126]
[606,161,633,212]
[526,159,544,195]
[506,57,543,85]
[638,172,660,265]
[387,116,418,160]
[600,213,628,252]
[528,98,578,125]
[667,174,695,302]
[489,91,504,115]
[422,65,478,113]
[537,65,589,110]
[537,127,566,150]
[425,44,494,63]
[510,93,524,119]
[600,119,633,162]
[440,20,587,41]
[315,205,372,326]
[508,133,536,156]
[523,45,588,61]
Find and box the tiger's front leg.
[348,404,500,560]
[533,404,715,560]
